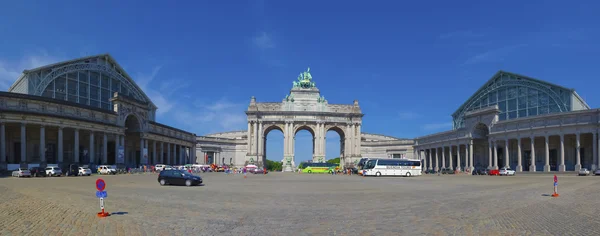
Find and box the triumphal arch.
[245,68,363,171]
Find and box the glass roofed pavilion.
[452,71,590,129]
[0,54,196,172]
[414,71,600,174]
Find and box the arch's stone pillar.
[282,121,294,172]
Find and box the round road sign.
[96,178,106,191]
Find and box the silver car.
[12,168,31,177]
[594,169,600,176]
[578,168,590,176]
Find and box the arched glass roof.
[452,71,589,129]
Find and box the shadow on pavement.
[111,212,128,216]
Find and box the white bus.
[363,158,422,177]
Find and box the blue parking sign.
[96,191,107,198]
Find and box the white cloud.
[462,44,527,66]
[0,51,65,91]
[134,66,191,116]
[398,111,420,120]
[173,98,247,135]
[253,31,275,49]
[422,122,453,131]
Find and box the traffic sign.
[96,179,106,191]
[96,191,107,198]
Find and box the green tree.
[326,157,340,164]
[265,159,283,171]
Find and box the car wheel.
[376,172,381,177]
[185,180,192,187]
[33,173,37,177]
[405,172,411,177]
[307,170,312,174]
[160,179,166,186]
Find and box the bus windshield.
[364,160,377,169]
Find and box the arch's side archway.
[325,126,345,165]
[262,125,284,170]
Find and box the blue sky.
[1,1,599,163]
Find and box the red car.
[489,169,500,176]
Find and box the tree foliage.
[265,159,283,171]
[326,157,340,164]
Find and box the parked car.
[29,167,47,177]
[65,164,79,176]
[252,168,267,174]
[78,167,92,176]
[425,169,437,174]
[155,164,166,171]
[578,168,590,176]
[594,169,600,176]
[440,168,454,174]
[98,165,117,175]
[499,167,516,176]
[12,168,31,177]
[158,170,203,186]
[473,168,489,175]
[45,166,62,177]
[489,169,500,176]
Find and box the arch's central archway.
[245,68,364,171]
[471,123,491,170]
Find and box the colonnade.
[416,132,600,172]
[0,122,195,168]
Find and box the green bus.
[300,162,339,174]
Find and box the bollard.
[552,175,559,197]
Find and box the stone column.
[493,140,498,169]
[455,145,461,171]
[345,124,352,160]
[253,122,258,156]
[517,137,522,172]
[504,139,510,168]
[39,125,46,164]
[544,135,551,172]
[0,123,5,165]
[356,124,362,156]
[575,133,581,171]
[102,133,108,164]
[441,146,446,168]
[74,129,79,163]
[57,127,63,164]
[160,142,164,164]
[593,132,598,170]
[191,145,196,164]
[20,123,26,164]
[89,131,95,164]
[139,138,144,165]
[167,143,171,165]
[448,146,453,170]
[427,150,431,170]
[114,134,119,164]
[559,134,565,172]
[144,139,149,164]
[247,122,252,153]
[120,135,125,163]
[469,139,474,170]
[488,141,493,169]
[434,148,439,172]
[152,140,157,165]
[258,121,263,156]
[463,144,468,171]
[530,136,536,172]
[315,123,320,159]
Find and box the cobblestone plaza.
[1,173,599,235]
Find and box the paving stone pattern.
[0,173,599,235]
